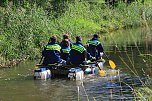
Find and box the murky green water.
[0,27,151,101]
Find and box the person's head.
[76,36,82,42]
[49,36,57,43]
[93,34,100,39]
[63,34,69,40]
[61,39,70,47]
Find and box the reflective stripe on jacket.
[71,44,86,53]
[87,38,104,60]
[42,42,61,65]
[60,47,71,61]
[62,47,71,53]
[45,44,61,52]
[87,40,100,46]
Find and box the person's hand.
[91,57,96,62]
[83,60,91,65]
[83,61,88,65]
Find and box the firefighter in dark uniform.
[42,36,66,65]
[68,36,95,65]
[60,39,71,61]
[87,34,104,60]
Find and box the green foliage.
[0,0,152,63]
[56,1,101,36]
[0,6,49,60]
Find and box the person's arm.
[42,47,46,57]
[97,43,104,52]
[85,50,95,61]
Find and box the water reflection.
[0,61,150,101]
[79,69,149,101]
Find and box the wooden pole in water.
[77,86,80,101]
[110,89,113,100]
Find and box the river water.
[0,28,151,101]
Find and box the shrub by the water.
[0,0,152,65]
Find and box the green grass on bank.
[0,1,152,62]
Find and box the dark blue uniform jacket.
[42,42,61,65]
[69,41,92,65]
[60,45,71,61]
[87,38,104,60]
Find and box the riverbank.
[0,1,152,67]
[0,57,29,68]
